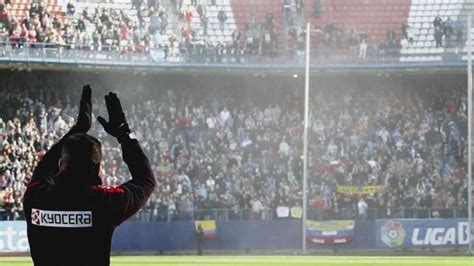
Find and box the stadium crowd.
[0,0,414,63]
[0,0,280,60]
[0,80,469,222]
[432,15,465,48]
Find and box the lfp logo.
[381,220,406,247]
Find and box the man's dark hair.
[61,133,102,176]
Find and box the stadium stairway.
[400,0,466,63]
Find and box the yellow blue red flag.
[194,220,217,239]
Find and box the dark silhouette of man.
[196,223,205,255]
[23,86,156,266]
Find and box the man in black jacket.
[23,85,156,266]
[195,223,204,255]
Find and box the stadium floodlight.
[468,13,473,254]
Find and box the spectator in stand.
[444,17,454,47]
[168,33,177,59]
[66,1,75,16]
[217,8,227,31]
[200,14,208,36]
[295,0,303,16]
[433,15,442,29]
[149,10,161,34]
[132,0,142,10]
[348,29,358,58]
[0,23,8,43]
[433,15,443,47]
[324,22,335,44]
[435,26,443,48]
[185,8,193,28]
[160,11,168,35]
[358,33,367,60]
[358,198,368,220]
[401,23,408,40]
[386,28,396,49]
[455,19,464,46]
[196,4,204,18]
[0,4,8,29]
[295,27,305,62]
[406,24,414,44]
[265,11,274,31]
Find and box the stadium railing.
[0,41,467,68]
[128,207,468,223]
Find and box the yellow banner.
[336,185,384,195]
[290,207,302,219]
[306,220,355,231]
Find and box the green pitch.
[0,255,472,266]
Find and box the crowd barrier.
[0,219,469,253]
[0,42,468,68]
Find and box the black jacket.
[23,131,156,266]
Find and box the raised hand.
[97,92,132,142]
[75,85,92,133]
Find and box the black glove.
[97,92,132,143]
[74,84,92,133]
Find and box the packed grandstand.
[0,71,469,224]
[0,0,471,64]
